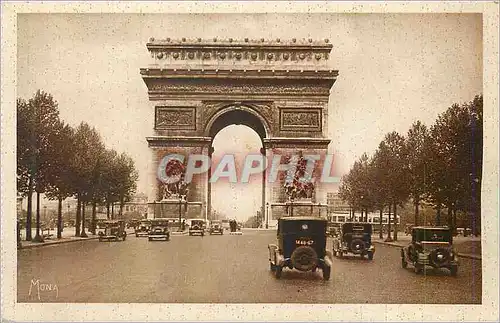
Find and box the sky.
[17,13,482,221]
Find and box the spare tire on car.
[291,246,318,272]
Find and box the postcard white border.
[1,1,498,322]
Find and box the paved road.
[17,230,481,303]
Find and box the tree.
[371,147,390,239]
[71,122,105,237]
[44,123,76,238]
[377,132,409,241]
[406,121,430,226]
[17,91,61,242]
[114,153,139,218]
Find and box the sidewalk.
[18,226,119,250]
[372,235,482,260]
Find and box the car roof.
[413,226,450,230]
[280,216,326,221]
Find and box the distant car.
[401,226,458,276]
[148,219,170,241]
[405,224,414,236]
[327,222,340,237]
[332,222,375,260]
[209,220,224,235]
[98,220,127,241]
[189,219,205,236]
[268,216,332,280]
[135,220,151,237]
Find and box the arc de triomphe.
[140,37,338,226]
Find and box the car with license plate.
[189,219,205,236]
[332,222,375,260]
[209,220,224,235]
[268,216,332,280]
[148,219,170,241]
[401,226,458,276]
[135,220,151,237]
[98,220,127,241]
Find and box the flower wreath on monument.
[281,154,315,201]
[162,158,189,200]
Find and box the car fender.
[268,244,278,263]
[323,255,333,268]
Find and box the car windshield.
[415,229,451,242]
[140,221,150,226]
[280,219,326,234]
[192,221,204,225]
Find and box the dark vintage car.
[135,220,151,237]
[148,219,170,241]
[401,226,458,276]
[332,222,375,260]
[189,219,205,236]
[209,220,224,235]
[268,217,332,280]
[98,220,127,241]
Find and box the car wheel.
[367,251,374,260]
[269,262,275,271]
[450,265,458,276]
[274,266,282,279]
[98,237,102,242]
[338,251,343,259]
[414,263,422,274]
[401,256,408,268]
[148,237,152,241]
[323,265,331,281]
[123,235,126,241]
[135,234,138,237]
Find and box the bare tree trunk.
[33,192,43,242]
[414,198,419,226]
[393,202,398,241]
[91,201,97,235]
[57,197,63,239]
[75,197,81,237]
[106,201,110,219]
[80,201,88,237]
[111,202,114,219]
[379,208,383,239]
[436,204,441,226]
[447,204,453,229]
[453,207,457,235]
[25,177,33,241]
[386,204,392,241]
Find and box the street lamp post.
[178,195,183,232]
[266,202,269,229]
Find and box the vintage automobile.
[189,219,205,236]
[98,220,127,241]
[332,222,375,260]
[135,220,151,237]
[268,217,332,280]
[148,219,170,241]
[405,224,414,236]
[209,220,224,235]
[327,222,340,237]
[401,226,458,276]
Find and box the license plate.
[296,239,314,246]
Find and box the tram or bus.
[328,212,400,233]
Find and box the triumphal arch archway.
[141,37,338,226]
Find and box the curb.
[372,240,482,260]
[19,236,100,250]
